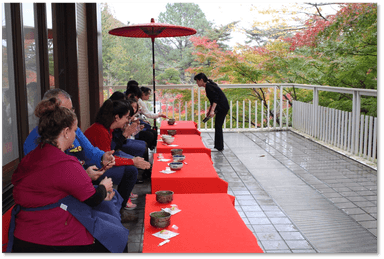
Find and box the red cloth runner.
[152,153,228,194]
[2,205,14,252]
[160,121,201,135]
[157,135,211,157]
[142,193,264,253]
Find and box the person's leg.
[118,165,138,209]
[136,131,154,150]
[214,111,227,151]
[121,139,146,157]
[148,128,158,149]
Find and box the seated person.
[85,99,151,210]
[125,81,159,149]
[138,86,167,121]
[109,91,148,159]
[21,89,136,220]
[23,89,114,176]
[9,97,128,252]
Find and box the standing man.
[194,73,229,152]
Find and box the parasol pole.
[151,37,157,129]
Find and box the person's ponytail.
[207,78,218,87]
[95,99,115,129]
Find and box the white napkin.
[160,170,176,174]
[153,230,179,240]
[158,159,171,162]
[167,144,178,147]
[161,207,181,215]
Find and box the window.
[2,3,20,188]
[23,3,41,132]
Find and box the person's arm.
[23,126,40,155]
[138,99,159,119]
[83,185,107,207]
[76,128,104,168]
[209,102,217,117]
[112,129,127,151]
[59,160,114,207]
[85,124,135,167]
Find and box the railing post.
[230,100,233,129]
[313,87,319,138]
[191,86,194,122]
[280,85,283,129]
[197,87,201,129]
[273,85,277,129]
[351,91,361,155]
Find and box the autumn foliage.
[186,3,377,117]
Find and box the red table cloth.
[142,193,264,253]
[151,153,228,194]
[160,120,201,135]
[157,134,211,157]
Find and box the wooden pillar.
[52,3,81,125]
[86,3,104,123]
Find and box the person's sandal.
[124,198,137,210]
[129,193,138,200]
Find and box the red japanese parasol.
[109,18,196,127]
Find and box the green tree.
[156,3,213,83]
[101,3,152,86]
[157,68,181,84]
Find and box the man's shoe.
[210,148,223,152]
[120,209,138,222]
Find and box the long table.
[151,153,228,194]
[160,120,201,135]
[142,193,264,253]
[156,134,211,157]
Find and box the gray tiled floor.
[125,130,377,253]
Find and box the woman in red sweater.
[11,97,127,252]
[85,99,150,210]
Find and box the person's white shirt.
[137,98,160,119]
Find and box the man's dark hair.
[125,84,142,99]
[126,80,139,93]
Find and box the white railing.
[104,84,291,131]
[293,100,377,163]
[104,84,377,163]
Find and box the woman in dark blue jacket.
[194,73,229,151]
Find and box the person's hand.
[86,165,104,181]
[131,117,140,124]
[159,114,167,118]
[99,177,113,193]
[104,190,115,201]
[123,122,139,137]
[209,110,215,118]
[139,124,145,130]
[132,157,151,170]
[102,151,115,170]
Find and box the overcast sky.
[13,1,340,47]
[107,1,341,47]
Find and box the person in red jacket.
[11,97,125,252]
[85,99,150,210]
